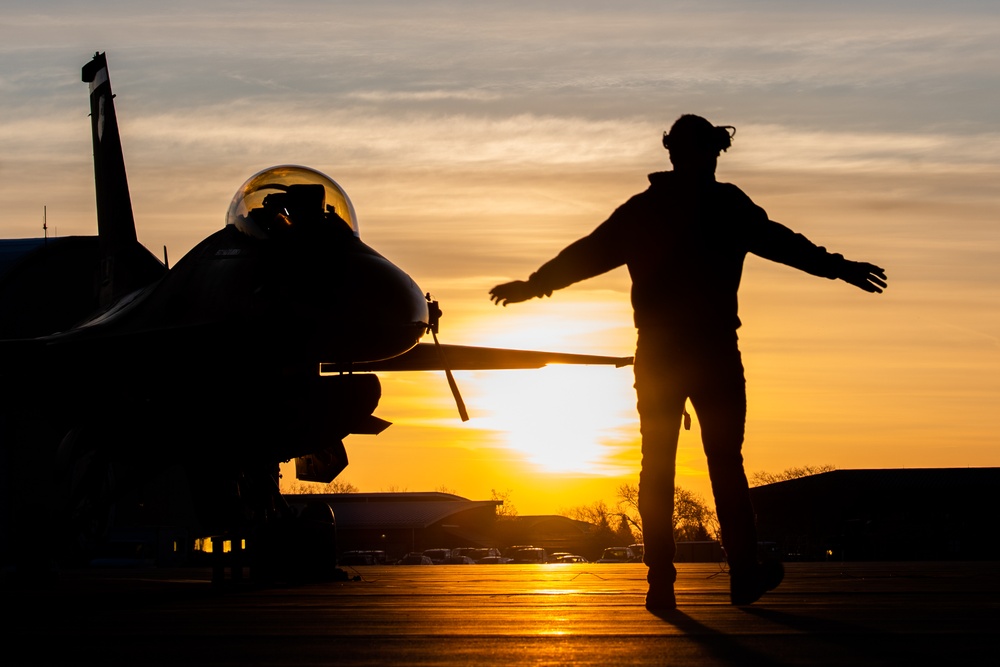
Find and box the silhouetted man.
[489,114,887,609]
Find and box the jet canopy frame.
[226,165,360,241]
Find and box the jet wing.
[322,342,633,373]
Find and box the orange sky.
[3,2,999,515]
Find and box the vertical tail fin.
[81,53,161,307]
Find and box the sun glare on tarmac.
[467,364,637,476]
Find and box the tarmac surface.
[5,560,998,666]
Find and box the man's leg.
[690,347,755,571]
[691,344,782,604]
[634,335,686,608]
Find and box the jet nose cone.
[264,240,429,364]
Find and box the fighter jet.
[0,53,631,577]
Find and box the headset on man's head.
[662,116,736,153]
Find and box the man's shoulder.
[647,170,673,186]
[712,180,764,212]
[714,179,750,196]
[610,174,669,211]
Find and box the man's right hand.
[489,280,538,306]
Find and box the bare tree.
[615,482,717,542]
[673,487,719,541]
[750,465,836,487]
[615,482,643,542]
[567,499,639,543]
[567,486,719,554]
[491,488,518,518]
[565,500,613,529]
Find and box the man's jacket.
[527,171,847,337]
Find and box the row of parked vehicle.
[339,545,644,566]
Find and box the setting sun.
[465,365,637,476]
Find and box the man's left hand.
[490,280,538,306]
[841,261,887,293]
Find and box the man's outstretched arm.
[489,229,624,306]
[747,215,888,295]
[839,261,888,294]
[490,195,639,307]
[489,280,543,306]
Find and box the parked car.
[510,547,549,564]
[477,556,513,564]
[443,555,476,564]
[596,546,636,563]
[422,548,452,564]
[553,554,588,563]
[397,552,434,565]
[453,547,502,562]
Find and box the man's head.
[662,114,735,177]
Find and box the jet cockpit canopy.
[226,165,360,241]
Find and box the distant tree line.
[560,464,836,553]
[749,465,836,487]
[281,478,360,495]
[279,463,835,547]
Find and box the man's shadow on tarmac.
[648,608,792,667]
[650,605,918,666]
